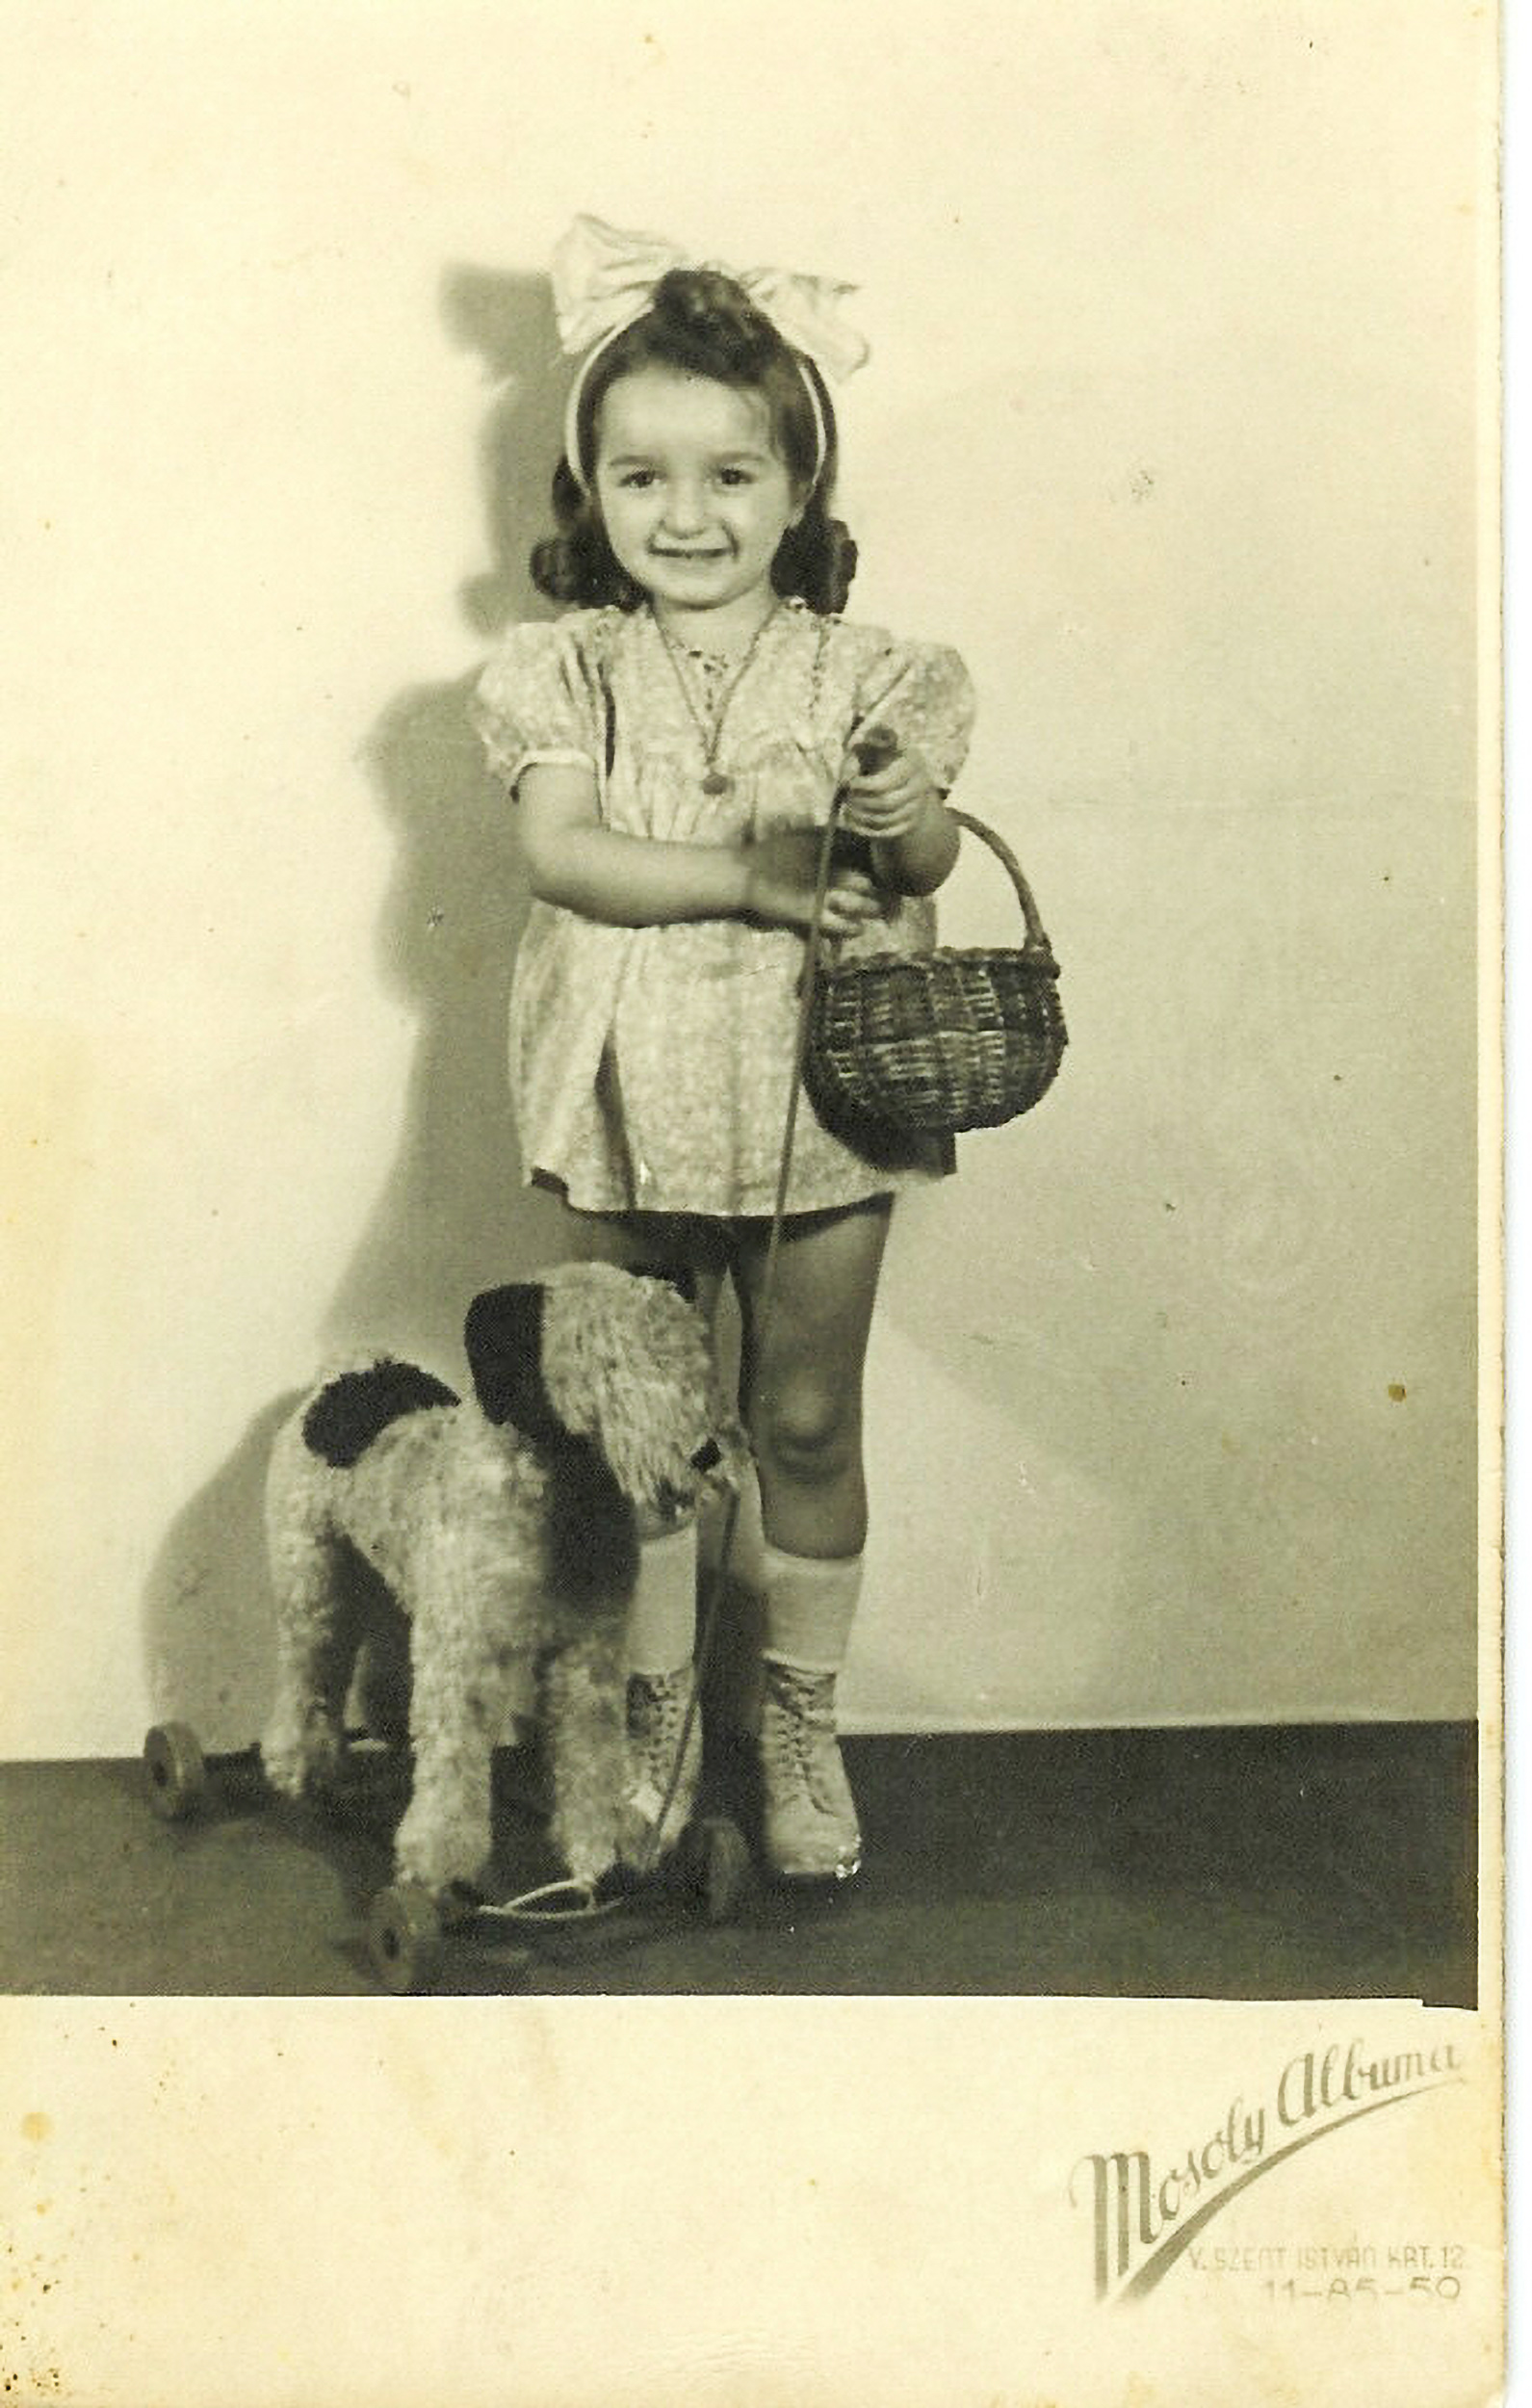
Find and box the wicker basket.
[802,810,1067,1141]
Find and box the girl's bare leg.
[727,1197,893,1877]
[730,1196,891,1560]
[558,1207,727,1859]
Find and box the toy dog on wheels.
[147,1264,751,1991]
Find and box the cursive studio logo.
[1070,2034,1467,2303]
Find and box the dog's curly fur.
[260,1264,741,1893]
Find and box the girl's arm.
[517,765,883,937]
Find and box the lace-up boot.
[758,1660,862,1880]
[622,1666,701,1867]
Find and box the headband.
[552,213,870,493]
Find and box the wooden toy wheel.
[368,1884,448,1995]
[143,1723,208,1822]
[687,1814,753,1924]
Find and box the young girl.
[471,215,974,1884]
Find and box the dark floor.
[0,1723,1478,2002]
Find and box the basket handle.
[947,808,1058,969]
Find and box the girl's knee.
[750,1377,861,1487]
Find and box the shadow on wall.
[142,1392,306,1752]
[325,265,573,1370]
[143,265,574,1746]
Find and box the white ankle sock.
[759,1544,864,1676]
[625,1522,699,1679]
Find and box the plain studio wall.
[1,1,1487,1753]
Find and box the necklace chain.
[652,603,780,795]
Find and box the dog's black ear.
[631,1260,698,1306]
[463,1285,566,1439]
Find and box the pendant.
[701,769,732,797]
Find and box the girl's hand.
[837,735,962,898]
[740,826,885,939]
[838,738,945,845]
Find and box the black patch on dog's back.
[302,1361,460,1469]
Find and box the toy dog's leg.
[540,1610,628,1890]
[262,1526,364,1799]
[394,1534,524,1893]
[352,1584,412,1748]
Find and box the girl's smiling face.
[592,365,805,641]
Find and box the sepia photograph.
[0,3,1501,2401]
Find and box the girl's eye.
[617,468,657,489]
[716,467,753,488]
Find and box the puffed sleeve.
[470,615,607,794]
[850,641,976,792]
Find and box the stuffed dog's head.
[464,1264,746,1523]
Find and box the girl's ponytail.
[531,461,642,610]
[773,505,858,617]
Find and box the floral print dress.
[471,597,975,1217]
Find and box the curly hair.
[531,266,858,616]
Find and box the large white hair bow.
[551,212,870,383]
